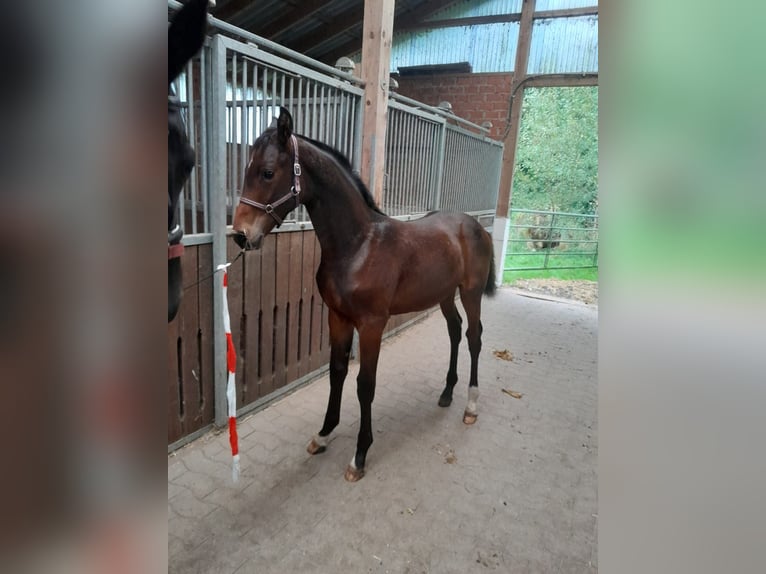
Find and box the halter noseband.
[238,134,302,226]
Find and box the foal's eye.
[263,170,274,180]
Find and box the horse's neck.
[302,145,378,258]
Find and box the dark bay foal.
[233,108,495,481]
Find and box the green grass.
[501,250,598,284]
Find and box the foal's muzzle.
[232,230,263,251]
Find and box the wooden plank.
[256,0,328,40]
[495,0,536,219]
[298,231,316,377]
[396,6,598,31]
[360,0,396,206]
[167,308,182,444]
[180,246,201,436]
[290,4,365,56]
[321,0,461,64]
[286,231,304,384]
[197,243,215,426]
[213,0,251,21]
[273,233,291,391]
[259,234,277,398]
[309,235,324,371]
[523,73,598,88]
[226,238,245,406]
[242,245,262,406]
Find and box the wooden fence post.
[359,0,396,207]
[493,0,535,285]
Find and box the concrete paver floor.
[169,288,598,573]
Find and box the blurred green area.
[606,0,766,286]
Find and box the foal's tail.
[484,243,497,297]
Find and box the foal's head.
[233,108,301,250]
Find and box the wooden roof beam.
[398,5,599,31]
[256,0,329,39]
[214,0,262,21]
[316,0,462,64]
[289,4,365,56]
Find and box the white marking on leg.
[313,432,332,448]
[349,454,357,469]
[466,386,480,415]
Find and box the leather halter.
[168,224,184,260]
[238,134,302,226]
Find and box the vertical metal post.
[352,96,363,173]
[432,122,447,211]
[200,45,209,232]
[230,53,237,213]
[186,60,197,234]
[542,212,557,270]
[211,36,228,429]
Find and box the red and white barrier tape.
[218,263,240,482]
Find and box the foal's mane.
[298,135,386,216]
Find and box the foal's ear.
[168,0,208,84]
[277,107,293,147]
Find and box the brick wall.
[394,72,513,141]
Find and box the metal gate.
[168,5,504,447]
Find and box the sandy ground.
[510,279,598,305]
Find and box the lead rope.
[182,249,244,291]
[218,262,240,482]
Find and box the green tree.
[511,87,598,215]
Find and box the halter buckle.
[265,204,274,213]
[294,163,301,176]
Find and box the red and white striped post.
[218,263,240,482]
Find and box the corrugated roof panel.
[392,15,598,75]
[535,0,598,11]
[426,0,523,20]
[391,22,521,73]
[425,0,597,20]
[527,15,598,73]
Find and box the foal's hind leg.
[438,296,462,407]
[459,287,484,425]
[307,309,354,455]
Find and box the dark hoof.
[344,465,365,482]
[438,395,453,407]
[462,411,478,425]
[306,439,326,455]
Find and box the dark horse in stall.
[233,108,496,482]
[168,0,208,321]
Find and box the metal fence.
[168,1,505,446]
[504,208,599,272]
[217,37,365,225]
[440,125,504,214]
[171,32,503,236]
[383,98,504,217]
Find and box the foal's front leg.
[345,318,386,482]
[307,309,354,455]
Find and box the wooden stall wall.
[169,229,429,446]
[168,243,215,444]
[225,230,332,410]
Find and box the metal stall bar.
[185,59,198,234]
[210,35,228,428]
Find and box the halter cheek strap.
[238,134,302,226]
